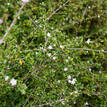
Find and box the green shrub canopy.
[0,0,107,106]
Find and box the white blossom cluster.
[70,90,78,96]
[67,75,77,85]
[48,45,53,49]
[4,76,17,86]
[0,19,3,24]
[10,78,17,86]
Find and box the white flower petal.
[68,80,72,83]
[65,59,69,62]
[86,39,90,44]
[0,19,3,24]
[98,15,100,18]
[88,6,91,9]
[47,53,51,57]
[75,90,78,94]
[53,57,56,60]
[85,102,88,105]
[70,92,73,95]
[48,46,52,49]
[10,78,17,86]
[60,45,63,48]
[58,80,60,83]
[64,68,68,71]
[5,76,9,81]
[89,68,91,71]
[47,32,51,37]
[22,0,29,4]
[67,75,71,80]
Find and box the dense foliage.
[0,0,107,106]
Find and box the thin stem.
[45,0,69,21]
[67,47,107,54]
[0,3,25,45]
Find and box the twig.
[0,3,26,45]
[22,47,107,54]
[38,99,65,106]
[61,12,106,31]
[67,47,107,54]
[45,0,69,21]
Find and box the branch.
[67,47,107,54]
[45,0,69,21]
[0,3,26,45]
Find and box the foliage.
[0,0,107,106]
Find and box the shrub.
[0,0,107,106]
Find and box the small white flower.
[98,92,100,94]
[47,53,51,57]
[16,45,18,48]
[7,3,10,5]
[48,45,52,49]
[39,25,42,28]
[76,37,79,39]
[40,47,43,49]
[10,78,17,86]
[61,101,65,105]
[53,56,56,60]
[70,92,73,95]
[58,80,60,83]
[53,44,56,47]
[64,68,68,71]
[65,59,69,62]
[63,92,65,95]
[60,45,63,49]
[71,80,76,85]
[51,27,54,29]
[68,80,72,83]
[74,101,76,104]
[35,20,38,23]
[65,17,68,21]
[47,32,51,37]
[99,70,102,73]
[68,56,71,59]
[67,75,71,80]
[101,49,104,52]
[89,68,91,71]
[5,76,9,81]
[86,39,90,44]
[88,6,91,9]
[72,78,76,82]
[75,90,78,94]
[22,0,29,4]
[87,61,89,63]
[85,102,88,105]
[35,52,38,55]
[18,16,20,19]
[98,15,100,18]
[68,78,76,85]
[0,19,3,24]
